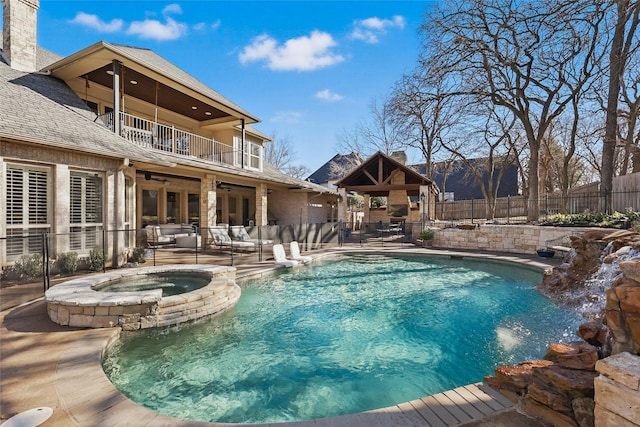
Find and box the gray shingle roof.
[0,60,174,164]
[306,152,363,185]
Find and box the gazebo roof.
[335,151,437,197]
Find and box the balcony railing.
[100,111,262,170]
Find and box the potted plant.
[419,228,434,247]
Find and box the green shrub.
[420,228,434,240]
[13,254,43,279]
[128,247,146,264]
[55,251,78,274]
[541,211,640,229]
[88,249,105,271]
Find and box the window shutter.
[7,168,24,224]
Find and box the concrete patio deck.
[1,247,553,426]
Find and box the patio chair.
[272,244,298,268]
[229,225,274,245]
[289,241,312,264]
[207,226,255,251]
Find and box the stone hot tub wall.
[45,265,240,330]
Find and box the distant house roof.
[306,152,363,185]
[336,151,435,197]
[413,158,519,200]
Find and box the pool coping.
[1,248,554,426]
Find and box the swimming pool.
[103,253,583,424]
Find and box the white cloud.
[272,111,304,123]
[239,30,345,71]
[315,89,344,102]
[350,15,406,44]
[126,17,188,41]
[193,22,206,31]
[69,12,123,33]
[211,20,222,31]
[162,4,183,15]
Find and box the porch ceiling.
[86,64,228,122]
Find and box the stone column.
[112,165,126,266]
[200,175,216,235]
[364,194,371,224]
[54,164,70,257]
[0,158,6,265]
[419,184,430,227]
[255,183,268,226]
[337,188,347,224]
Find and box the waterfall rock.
[577,320,609,348]
[619,259,640,284]
[543,342,599,371]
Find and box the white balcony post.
[172,125,176,153]
[112,60,121,136]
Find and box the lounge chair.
[289,241,312,264]
[229,225,274,245]
[272,244,298,268]
[208,226,255,251]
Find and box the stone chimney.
[2,0,39,72]
[391,151,407,165]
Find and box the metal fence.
[0,221,428,295]
[434,190,640,225]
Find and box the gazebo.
[334,151,438,228]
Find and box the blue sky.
[28,1,433,173]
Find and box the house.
[306,152,363,189]
[0,0,333,266]
[413,158,519,201]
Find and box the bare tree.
[336,96,405,158]
[264,132,309,179]
[422,0,605,221]
[618,41,640,174]
[601,0,640,210]
[440,107,521,220]
[387,68,462,179]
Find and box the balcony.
[100,111,262,170]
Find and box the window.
[69,171,103,252]
[142,190,158,227]
[167,192,180,223]
[188,193,199,226]
[5,164,50,258]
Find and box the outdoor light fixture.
[337,194,343,202]
[205,111,212,116]
[420,192,426,202]
[129,80,138,85]
[192,106,198,110]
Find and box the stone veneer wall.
[431,224,596,254]
[595,352,640,427]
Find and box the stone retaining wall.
[432,224,596,254]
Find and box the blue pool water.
[102,253,583,424]
[96,272,210,297]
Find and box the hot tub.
[45,265,240,330]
